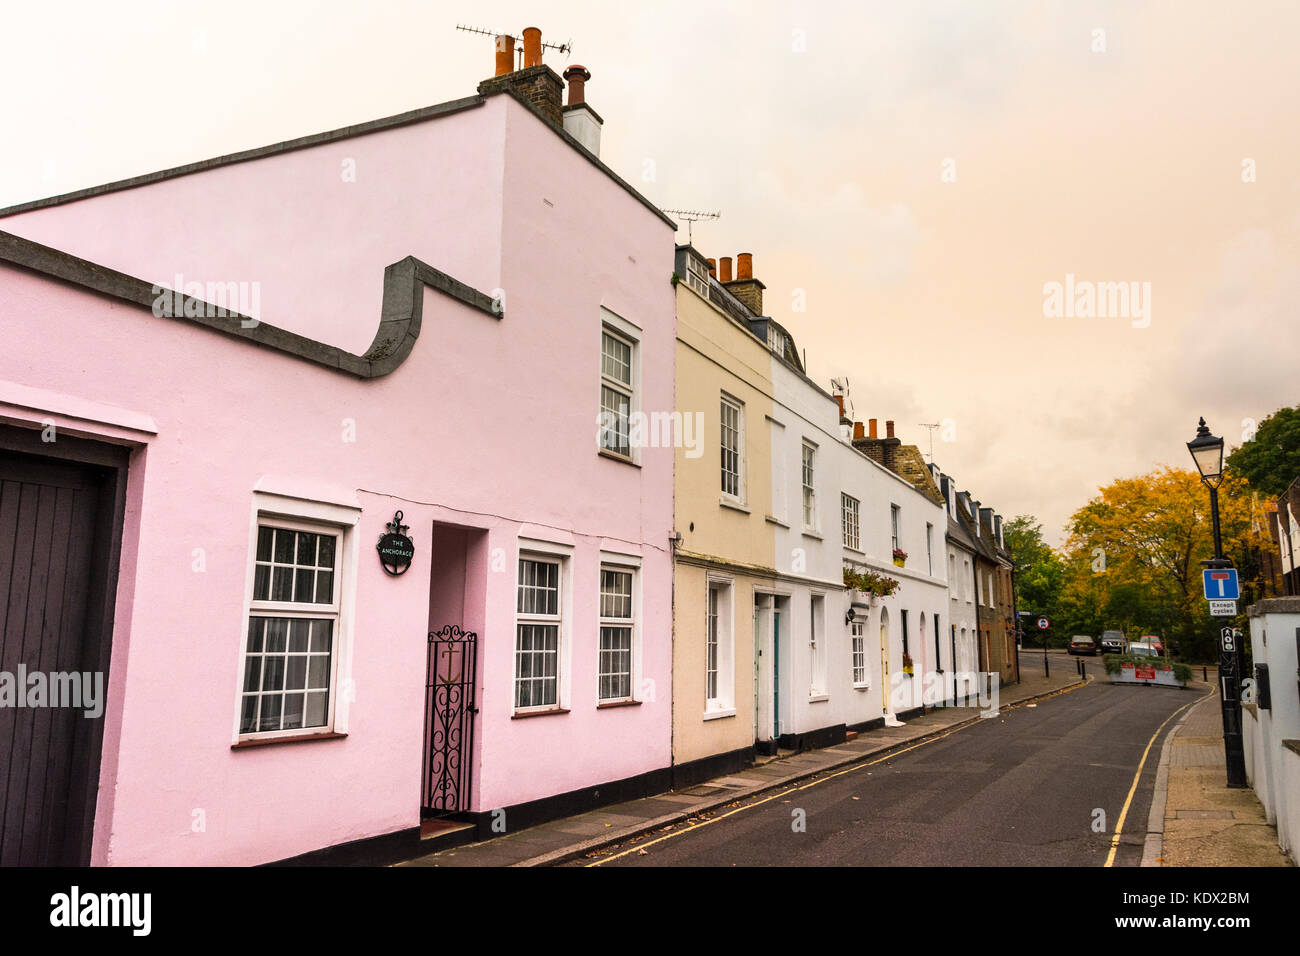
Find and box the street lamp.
[1187,417,1229,569]
[1186,416,1247,789]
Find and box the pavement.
[402,659,1087,867]
[1143,685,1293,867]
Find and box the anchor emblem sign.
[376,510,415,576]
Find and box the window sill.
[702,707,736,721]
[511,707,571,719]
[808,693,829,703]
[719,497,750,514]
[596,699,642,710]
[764,515,789,528]
[232,731,346,750]
[852,682,871,691]
[801,529,823,541]
[598,449,639,468]
[843,545,865,556]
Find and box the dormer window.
[685,254,711,300]
[767,325,786,355]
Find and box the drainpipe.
[950,624,957,706]
[1009,563,1020,684]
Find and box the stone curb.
[1141,688,1216,867]
[513,675,1089,867]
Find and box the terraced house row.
[0,32,1017,866]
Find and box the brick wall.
[478,65,564,126]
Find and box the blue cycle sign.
[1202,568,1239,601]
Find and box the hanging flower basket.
[843,566,901,599]
[892,549,907,568]
[902,652,915,676]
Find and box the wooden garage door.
[0,450,111,865]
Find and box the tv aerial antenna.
[918,422,941,463]
[456,23,572,69]
[661,208,720,244]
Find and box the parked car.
[1099,630,1126,654]
[1129,642,1159,659]
[1068,635,1098,656]
[1139,635,1165,655]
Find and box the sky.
[3,0,1297,546]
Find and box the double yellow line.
[1103,688,1215,867]
[587,680,1089,867]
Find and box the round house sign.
[377,510,415,576]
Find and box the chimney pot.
[853,422,865,440]
[494,34,516,76]
[562,64,590,105]
[522,27,542,68]
[886,420,895,439]
[737,252,753,280]
[834,395,845,417]
[706,258,716,277]
[719,257,733,283]
[869,418,878,439]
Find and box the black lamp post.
[1186,417,1247,788]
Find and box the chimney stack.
[478,27,564,126]
[853,417,902,474]
[494,35,516,76]
[561,65,602,155]
[719,257,733,282]
[723,251,765,315]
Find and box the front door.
[0,446,121,865]
[880,620,890,714]
[752,604,760,739]
[772,606,781,740]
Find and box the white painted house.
[757,315,950,749]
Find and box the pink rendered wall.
[0,93,676,864]
[3,102,506,355]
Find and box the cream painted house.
[670,245,778,784]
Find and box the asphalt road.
[584,652,1207,867]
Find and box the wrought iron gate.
[422,625,478,816]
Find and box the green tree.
[1226,404,1300,496]
[1061,467,1266,662]
[1003,515,1064,642]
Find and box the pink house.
[0,37,676,865]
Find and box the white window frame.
[801,440,818,530]
[705,576,735,716]
[514,545,571,714]
[809,592,827,698]
[597,308,641,464]
[891,503,901,554]
[234,493,360,745]
[720,393,745,504]
[851,620,868,687]
[926,523,934,575]
[841,493,860,550]
[597,558,640,704]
